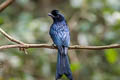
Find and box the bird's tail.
[56,47,73,80]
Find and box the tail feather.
[56,47,73,80]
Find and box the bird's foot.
[52,43,56,48]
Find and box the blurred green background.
[0,0,120,80]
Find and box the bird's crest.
[51,10,59,16]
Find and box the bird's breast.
[51,22,68,32]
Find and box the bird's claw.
[52,44,56,48]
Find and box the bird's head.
[48,10,65,22]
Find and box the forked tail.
[56,47,73,80]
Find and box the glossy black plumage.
[49,10,73,80]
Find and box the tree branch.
[0,0,14,12]
[1,44,120,50]
[0,28,27,54]
[0,28,24,44]
[1,28,120,51]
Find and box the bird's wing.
[50,28,63,46]
[50,25,70,47]
[62,31,70,47]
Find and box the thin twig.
[0,28,24,44]
[0,28,28,54]
[0,0,14,12]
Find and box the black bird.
[48,10,73,80]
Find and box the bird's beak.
[48,13,54,17]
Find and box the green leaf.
[0,17,4,25]
[70,62,81,72]
[105,49,118,64]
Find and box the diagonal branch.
[0,28,27,54]
[0,28,24,44]
[0,0,14,12]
